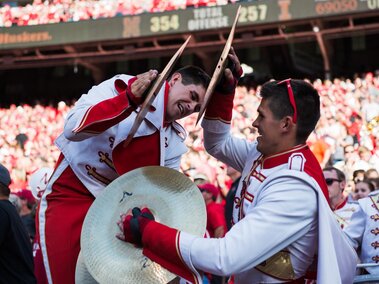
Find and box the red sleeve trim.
[204,91,234,123]
[142,221,199,284]
[73,79,134,134]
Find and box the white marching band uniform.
[180,120,357,284]
[138,92,358,283]
[36,74,188,284]
[56,74,187,197]
[344,191,379,275]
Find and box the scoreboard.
[0,0,378,49]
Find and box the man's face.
[165,73,206,122]
[323,170,343,200]
[252,98,283,156]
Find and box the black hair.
[355,179,375,192]
[353,169,366,182]
[171,65,210,90]
[259,79,320,143]
[323,166,346,182]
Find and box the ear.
[169,73,181,87]
[340,180,346,192]
[281,116,295,132]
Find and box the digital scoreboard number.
[150,15,180,33]
[239,4,268,23]
[315,0,359,15]
[314,0,379,14]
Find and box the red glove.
[215,59,243,95]
[122,207,155,246]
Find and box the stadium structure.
[1,0,379,106]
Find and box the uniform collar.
[261,144,308,169]
[145,81,170,129]
[163,81,170,128]
[333,197,348,211]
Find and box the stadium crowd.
[1,71,379,282]
[1,71,378,197]
[0,0,239,27]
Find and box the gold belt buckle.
[256,251,295,280]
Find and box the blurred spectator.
[348,113,363,145]
[365,168,379,180]
[198,183,226,238]
[334,144,359,182]
[308,132,332,168]
[0,0,239,27]
[323,166,358,228]
[0,163,36,284]
[1,71,379,212]
[361,91,379,124]
[0,103,67,192]
[15,188,36,242]
[354,179,375,200]
[369,177,379,192]
[353,169,366,183]
[15,131,28,152]
[354,146,375,172]
[344,191,379,275]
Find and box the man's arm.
[64,70,157,141]
[201,48,250,173]
[120,177,317,281]
[183,178,317,276]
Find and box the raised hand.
[216,47,242,95]
[131,70,158,98]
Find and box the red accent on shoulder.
[262,145,308,169]
[263,145,330,203]
[302,148,330,203]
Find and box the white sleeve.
[201,118,253,173]
[343,204,365,250]
[179,176,317,276]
